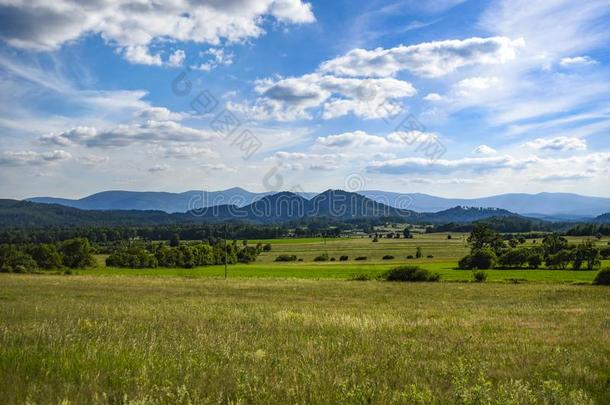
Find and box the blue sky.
[1,0,609,199]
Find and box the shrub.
[297,258,303,262]
[355,256,367,261]
[274,254,297,262]
[471,247,497,269]
[0,264,12,273]
[458,255,473,269]
[473,270,488,283]
[415,247,424,258]
[427,255,434,259]
[263,243,272,252]
[339,255,349,261]
[13,265,27,274]
[406,255,414,259]
[383,266,440,282]
[330,257,336,262]
[382,255,394,260]
[314,253,329,262]
[593,268,610,285]
[348,273,372,281]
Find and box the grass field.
[1,275,609,404]
[2,234,610,403]
[86,233,609,283]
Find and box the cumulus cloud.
[39,121,218,148]
[0,150,71,166]
[319,36,524,78]
[0,0,315,64]
[137,107,188,122]
[523,136,587,152]
[314,130,439,151]
[367,155,532,174]
[231,74,416,121]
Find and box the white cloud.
[523,136,587,152]
[39,121,219,148]
[453,76,500,97]
[319,36,524,78]
[232,74,416,121]
[137,107,188,122]
[472,145,497,155]
[168,50,186,67]
[0,150,71,166]
[367,155,532,174]
[194,48,235,71]
[423,93,442,101]
[559,56,598,67]
[76,155,110,166]
[0,0,315,64]
[537,173,594,182]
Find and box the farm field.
[1,275,609,404]
[87,233,610,283]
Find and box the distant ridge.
[26,189,610,217]
[3,191,523,228]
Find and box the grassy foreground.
[1,275,609,404]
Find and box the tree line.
[458,224,609,270]
[0,238,95,273]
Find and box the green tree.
[61,238,95,268]
[542,234,568,256]
[28,244,62,269]
[415,247,423,259]
[467,224,505,254]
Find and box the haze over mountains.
[28,188,610,218]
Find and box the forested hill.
[1,192,530,228]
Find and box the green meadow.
[2,234,610,403]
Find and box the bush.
[274,254,297,262]
[471,247,497,269]
[406,255,414,259]
[0,264,12,273]
[382,255,394,260]
[355,256,367,261]
[383,266,440,282]
[314,253,329,262]
[339,255,349,261]
[473,270,488,283]
[593,268,610,285]
[427,255,434,259]
[458,255,473,269]
[330,257,336,262]
[415,247,423,258]
[298,258,303,262]
[263,243,272,252]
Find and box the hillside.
[1,192,527,228]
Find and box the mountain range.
[2,190,523,228]
[27,189,610,218]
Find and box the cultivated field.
[1,275,609,404]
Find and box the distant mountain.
[360,191,610,217]
[594,213,610,223]
[3,192,524,228]
[28,189,610,217]
[28,188,319,213]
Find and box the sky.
[0,0,610,200]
